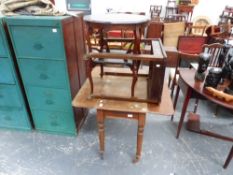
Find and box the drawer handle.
[45,99,54,105]
[51,121,59,127]
[4,115,12,121]
[33,43,44,50]
[39,73,48,80]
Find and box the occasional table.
[174,68,233,141]
[72,67,174,163]
[84,14,149,54]
[174,68,233,168]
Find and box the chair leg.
[170,77,176,97]
[168,76,171,88]
[223,146,233,169]
[100,64,104,78]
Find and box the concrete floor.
[0,92,232,175]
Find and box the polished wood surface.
[72,67,174,115]
[179,69,233,109]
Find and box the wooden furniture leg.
[97,109,105,159]
[96,109,146,162]
[176,87,192,138]
[86,59,94,94]
[223,146,233,169]
[171,85,180,121]
[131,61,138,97]
[133,113,146,163]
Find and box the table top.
[72,67,174,116]
[179,68,233,110]
[84,14,150,25]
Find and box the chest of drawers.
[0,17,32,130]
[5,15,87,135]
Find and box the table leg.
[171,85,180,121]
[133,26,141,54]
[176,87,192,139]
[223,146,233,169]
[86,59,94,94]
[97,110,105,159]
[133,113,146,163]
[131,61,138,97]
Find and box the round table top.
[84,14,150,25]
[179,68,233,110]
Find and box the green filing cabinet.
[5,15,87,135]
[0,17,31,130]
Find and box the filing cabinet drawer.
[26,86,72,112]
[0,85,22,107]
[32,110,76,135]
[0,107,31,130]
[9,26,64,59]
[0,58,15,84]
[0,25,7,57]
[18,59,67,88]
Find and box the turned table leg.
[97,109,105,159]
[131,61,138,97]
[133,113,146,163]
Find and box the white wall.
[55,0,233,24]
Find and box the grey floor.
[0,91,233,175]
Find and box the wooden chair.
[165,14,187,22]
[170,42,225,121]
[177,4,194,22]
[223,145,233,169]
[163,22,186,47]
[202,43,225,67]
[150,5,162,19]
[186,25,207,36]
[168,35,207,90]
[219,6,233,24]
[146,20,163,39]
[165,0,177,19]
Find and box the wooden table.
[83,14,153,101]
[84,14,149,54]
[174,68,233,141]
[84,39,167,103]
[72,67,174,163]
[174,68,233,168]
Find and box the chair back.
[165,14,187,22]
[178,35,207,54]
[202,43,224,67]
[177,4,194,22]
[163,22,185,47]
[150,5,162,19]
[167,0,177,7]
[146,20,163,39]
[165,0,177,18]
[186,25,207,36]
